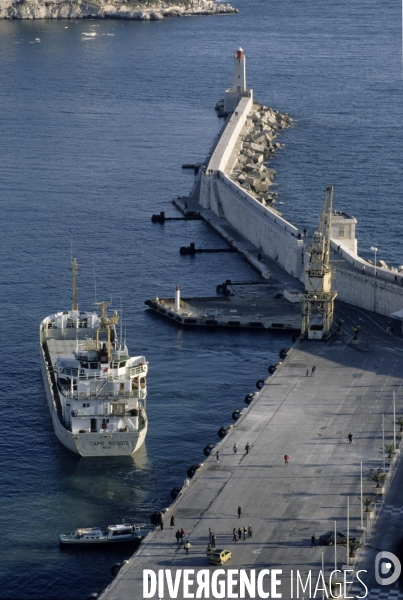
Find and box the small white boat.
[59,523,154,546]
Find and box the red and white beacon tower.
[233,47,246,94]
[223,47,252,114]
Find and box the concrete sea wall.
[211,173,304,278]
[200,96,305,280]
[199,94,403,318]
[334,267,403,315]
[332,240,403,315]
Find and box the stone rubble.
[365,258,401,273]
[230,103,292,207]
[0,0,238,20]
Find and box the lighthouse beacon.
[223,48,252,114]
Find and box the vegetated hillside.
[0,0,238,19]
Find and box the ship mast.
[71,258,78,311]
[94,301,119,358]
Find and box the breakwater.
[195,77,403,317]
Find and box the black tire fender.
[256,379,265,390]
[187,464,201,479]
[268,364,276,374]
[110,563,122,577]
[203,444,214,457]
[244,393,254,405]
[150,511,161,526]
[170,486,182,500]
[217,426,229,438]
[232,409,242,421]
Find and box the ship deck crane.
[300,186,338,340]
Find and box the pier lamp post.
[370,246,378,277]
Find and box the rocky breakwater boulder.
[230,104,292,209]
[0,0,238,20]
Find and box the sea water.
[0,1,402,597]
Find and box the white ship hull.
[41,349,148,457]
[40,292,148,457]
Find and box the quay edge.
[97,308,403,599]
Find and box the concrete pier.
[145,280,303,330]
[99,305,403,600]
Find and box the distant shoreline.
[0,0,238,20]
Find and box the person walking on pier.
[311,534,316,547]
[209,528,212,544]
[175,529,181,545]
[185,540,192,554]
[238,506,242,519]
[311,365,316,377]
[306,369,309,377]
[238,527,242,541]
[158,511,164,530]
[216,450,220,462]
[245,442,251,454]
[184,541,192,555]
[233,528,238,542]
[170,515,175,527]
[347,432,353,444]
[243,525,247,540]
[284,454,289,466]
[233,443,238,454]
[248,524,253,538]
[211,531,216,547]
[180,528,185,543]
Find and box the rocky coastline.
[0,0,237,20]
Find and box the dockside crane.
[300,185,338,340]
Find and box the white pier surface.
[99,306,403,600]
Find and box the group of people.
[174,528,186,544]
[216,442,251,461]
[231,524,253,542]
[205,523,253,554]
[232,442,251,454]
[174,527,193,553]
[172,520,255,556]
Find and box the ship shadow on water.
[58,538,142,553]
[52,443,155,531]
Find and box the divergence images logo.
[375,551,401,586]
